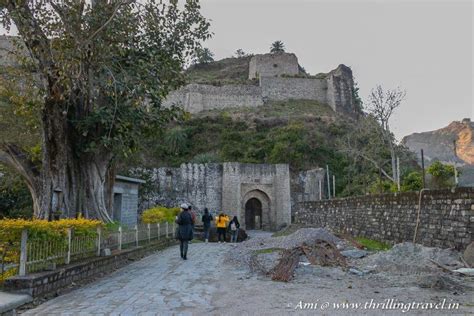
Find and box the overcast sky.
[199,0,473,139]
[1,0,472,139]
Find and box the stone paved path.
[23,235,474,315]
[24,242,234,315]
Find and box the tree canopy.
[0,0,211,220]
[270,40,285,53]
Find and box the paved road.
[23,233,474,315]
[24,242,234,315]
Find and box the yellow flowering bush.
[0,217,103,243]
[0,217,103,283]
[141,206,180,224]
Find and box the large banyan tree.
[0,0,210,221]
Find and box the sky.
[198,0,473,140]
[1,0,472,140]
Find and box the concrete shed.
[112,175,145,227]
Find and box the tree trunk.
[35,100,114,221]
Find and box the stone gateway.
[137,162,326,231]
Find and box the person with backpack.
[175,203,194,260]
[201,208,213,243]
[215,213,229,243]
[229,216,240,243]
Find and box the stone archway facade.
[221,163,291,231]
[242,189,272,230]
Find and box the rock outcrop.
[402,118,474,186]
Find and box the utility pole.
[396,156,400,191]
[453,140,459,186]
[318,180,322,200]
[333,175,336,198]
[326,165,331,199]
[421,149,426,189]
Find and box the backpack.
[230,222,237,231]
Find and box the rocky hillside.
[402,118,474,185]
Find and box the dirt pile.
[224,228,343,270]
[357,242,464,274]
[270,240,347,282]
[354,242,471,291]
[226,229,473,292]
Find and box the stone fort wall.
[293,188,474,249]
[163,63,357,115]
[260,76,328,104]
[134,162,326,231]
[248,52,299,79]
[162,84,263,113]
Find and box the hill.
[402,118,474,186]
[126,96,416,197]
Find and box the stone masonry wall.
[260,76,328,104]
[139,163,223,215]
[294,188,474,249]
[248,52,299,79]
[162,83,263,113]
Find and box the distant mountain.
[402,118,474,186]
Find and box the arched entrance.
[245,198,263,230]
[242,189,272,230]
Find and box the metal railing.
[14,222,175,276]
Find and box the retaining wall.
[293,188,474,249]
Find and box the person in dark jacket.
[229,216,240,243]
[176,203,194,260]
[201,208,213,243]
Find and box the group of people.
[175,203,240,260]
[202,209,240,243]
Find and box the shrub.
[141,206,180,224]
[0,217,102,283]
[427,161,459,189]
[401,171,423,191]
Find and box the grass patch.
[355,237,391,251]
[254,248,283,254]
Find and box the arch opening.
[245,198,263,230]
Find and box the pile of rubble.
[225,228,474,291]
[224,228,344,271]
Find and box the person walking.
[176,203,194,260]
[215,213,229,243]
[201,208,213,243]
[229,216,240,243]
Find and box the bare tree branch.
[87,0,131,42]
[0,143,40,187]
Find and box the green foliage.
[234,49,248,58]
[164,127,189,156]
[401,171,423,192]
[368,179,397,194]
[427,161,458,189]
[124,99,417,197]
[191,152,220,164]
[254,248,283,254]
[0,166,32,219]
[270,40,285,53]
[193,47,214,64]
[355,237,391,251]
[142,206,180,224]
[1,0,211,161]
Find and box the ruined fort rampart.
[163,53,358,116]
